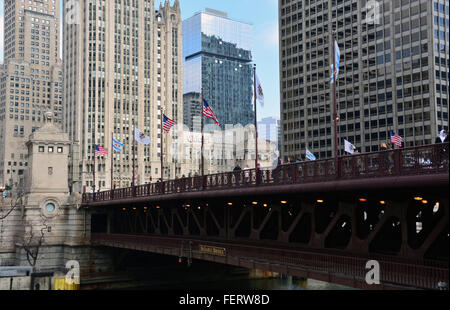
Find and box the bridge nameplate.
[199,245,226,257]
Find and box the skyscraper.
[279,0,449,161]
[63,0,183,192]
[0,0,63,190]
[258,116,281,152]
[183,91,202,132]
[183,8,254,130]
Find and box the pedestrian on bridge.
[380,143,391,151]
[277,158,283,167]
[380,143,393,174]
[258,163,265,184]
[436,130,448,144]
[244,166,250,184]
[233,163,242,186]
[436,130,449,168]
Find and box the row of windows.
[9,107,62,114]
[434,29,450,41]
[38,146,63,153]
[433,2,449,14]
[9,114,62,122]
[9,82,62,91]
[7,99,61,106]
[285,125,434,149]
[283,101,445,129]
[6,162,28,168]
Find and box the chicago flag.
[112,139,123,152]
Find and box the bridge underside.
[91,233,443,290]
[89,184,448,290]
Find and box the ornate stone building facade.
[63,0,184,192]
[0,0,63,191]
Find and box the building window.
[57,147,63,153]
[39,146,45,152]
[45,202,55,213]
[48,146,54,153]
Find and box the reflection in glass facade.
[183,9,254,130]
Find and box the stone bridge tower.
[0,112,112,274]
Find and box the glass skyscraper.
[183,8,254,130]
[258,117,281,152]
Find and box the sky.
[0,0,280,120]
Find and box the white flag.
[344,140,356,155]
[134,128,151,145]
[255,74,264,107]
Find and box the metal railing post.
[394,148,401,175]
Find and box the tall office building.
[279,0,449,161]
[0,0,63,190]
[183,8,254,130]
[63,0,183,192]
[258,116,281,152]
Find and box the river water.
[117,254,355,290]
[143,276,356,290]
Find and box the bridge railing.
[83,143,448,204]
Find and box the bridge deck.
[83,144,449,206]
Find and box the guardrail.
[83,143,448,204]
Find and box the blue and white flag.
[330,40,341,84]
[306,148,317,161]
[112,138,124,152]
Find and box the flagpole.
[110,132,114,190]
[389,127,393,149]
[332,32,339,175]
[201,88,205,181]
[92,129,96,192]
[132,119,136,187]
[253,64,260,184]
[161,109,164,184]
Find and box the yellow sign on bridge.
[199,245,227,257]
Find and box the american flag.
[162,114,176,132]
[94,145,108,156]
[390,130,403,147]
[203,99,220,126]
